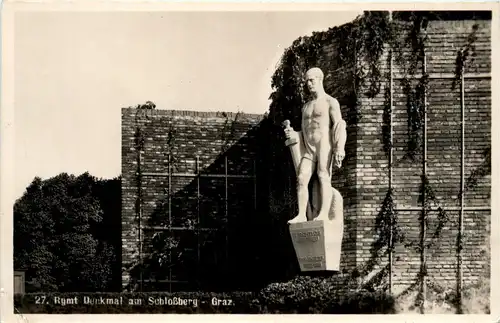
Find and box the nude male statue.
[284,67,347,223]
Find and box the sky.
[14,10,361,199]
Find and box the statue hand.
[284,127,298,141]
[334,150,345,168]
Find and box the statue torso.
[302,96,331,144]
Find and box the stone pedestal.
[289,218,343,271]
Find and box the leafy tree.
[14,172,120,292]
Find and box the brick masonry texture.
[122,18,490,293]
[356,20,491,292]
[121,109,265,289]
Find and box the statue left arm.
[329,97,346,154]
[329,97,346,168]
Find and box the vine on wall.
[269,11,394,129]
[374,188,406,256]
[133,105,148,219]
[219,111,242,154]
[400,73,429,161]
[164,118,179,173]
[453,24,479,90]
[464,147,491,194]
[382,53,393,157]
[131,102,183,290]
[132,104,148,291]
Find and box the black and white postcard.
[1,2,498,322]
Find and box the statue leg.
[315,140,333,221]
[289,157,314,224]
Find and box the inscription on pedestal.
[291,228,324,270]
[291,230,321,242]
[299,256,325,269]
[289,220,342,272]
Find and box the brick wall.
[122,16,491,296]
[355,19,491,293]
[121,109,265,290]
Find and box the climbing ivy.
[374,189,406,253]
[133,106,147,216]
[356,11,395,98]
[164,117,179,173]
[395,12,429,160]
[382,54,393,157]
[218,111,242,154]
[269,11,395,128]
[418,175,450,250]
[453,24,479,90]
[464,147,491,194]
[400,73,429,161]
[133,104,147,291]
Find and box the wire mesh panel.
[137,155,257,292]
[463,78,491,207]
[198,229,230,291]
[424,210,460,288]
[198,177,226,229]
[170,176,199,228]
[461,210,490,285]
[426,78,462,208]
[391,78,424,208]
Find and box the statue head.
[305,67,324,95]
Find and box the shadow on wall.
[124,110,358,292]
[121,110,429,296]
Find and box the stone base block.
[289,219,343,272]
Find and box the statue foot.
[288,214,307,224]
